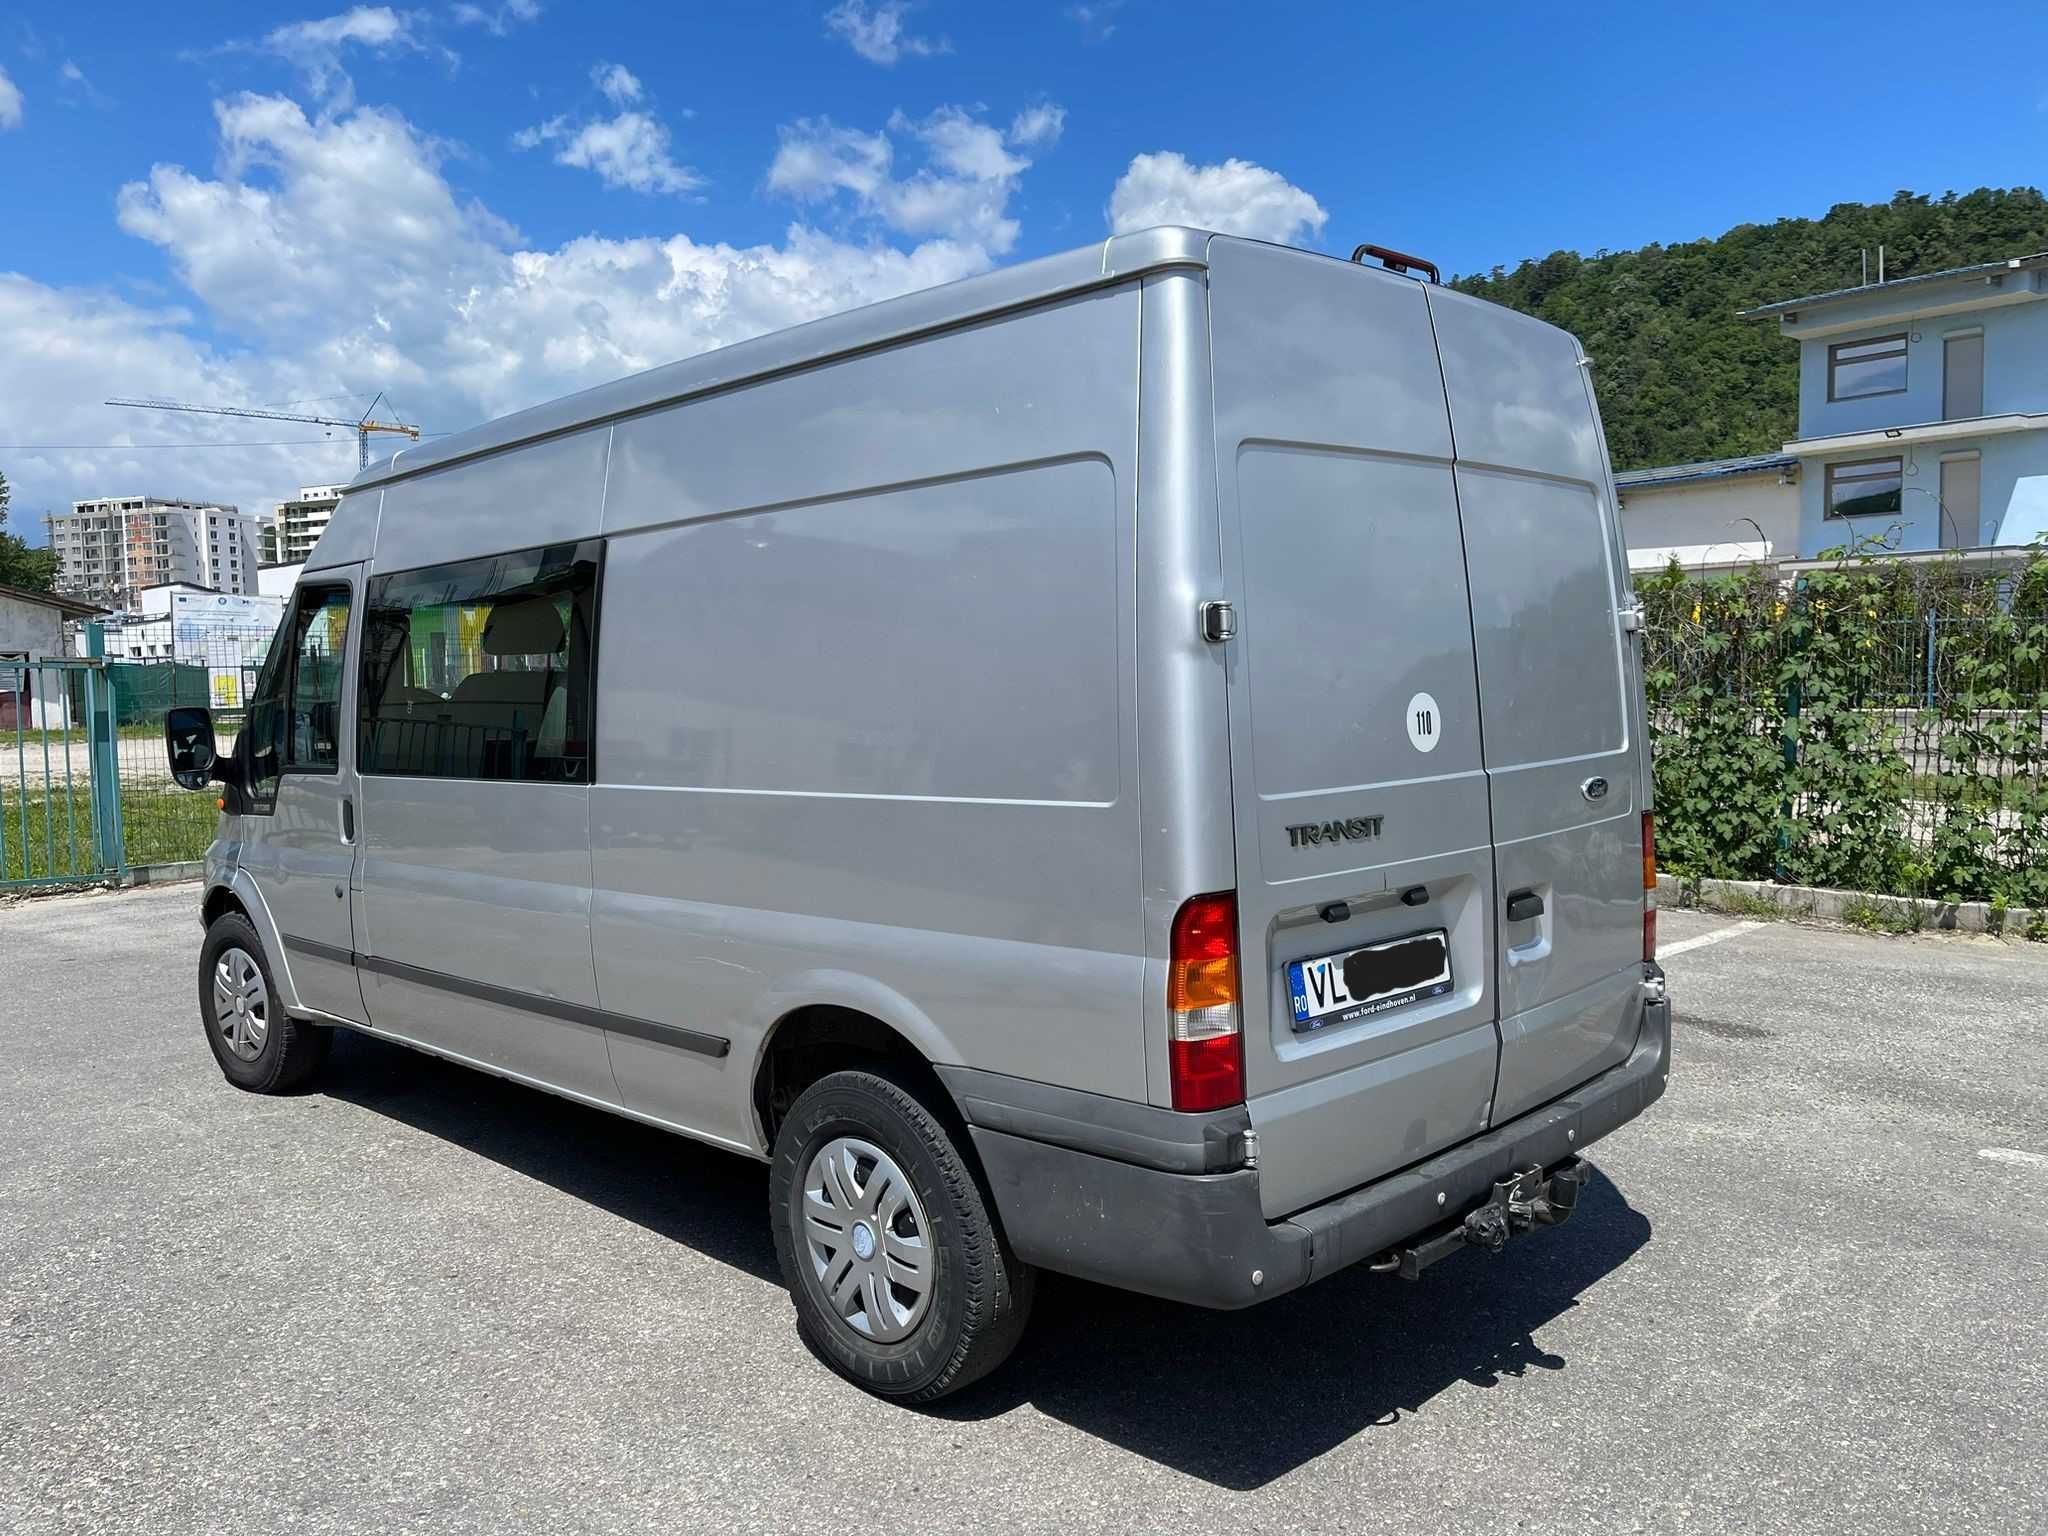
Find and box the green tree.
[0,469,61,591]
[1451,187,2048,470]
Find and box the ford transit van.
[164,228,1670,1401]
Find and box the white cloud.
[267,5,414,51]
[1066,2,1123,43]
[770,105,1051,256]
[240,6,445,105]
[0,65,23,129]
[552,112,702,196]
[767,118,893,201]
[58,59,114,109]
[2,88,1018,523]
[1008,102,1065,149]
[514,66,699,196]
[510,112,566,150]
[451,0,540,34]
[824,0,948,65]
[1107,151,1327,245]
[0,275,364,525]
[591,61,641,105]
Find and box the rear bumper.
[965,991,1670,1310]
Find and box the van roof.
[348,226,1223,496]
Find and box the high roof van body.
[168,228,1671,1400]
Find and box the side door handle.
[340,796,356,843]
[1505,889,1544,922]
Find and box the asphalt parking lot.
[3,886,2044,1534]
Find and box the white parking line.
[1659,919,1764,959]
[1979,1148,2047,1171]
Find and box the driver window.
[246,585,352,810]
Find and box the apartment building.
[46,496,260,610]
[270,484,346,565]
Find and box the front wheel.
[769,1068,1034,1401]
[197,912,331,1094]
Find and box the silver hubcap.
[799,1137,933,1343]
[211,947,269,1061]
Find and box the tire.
[197,912,331,1094]
[769,1067,1034,1402]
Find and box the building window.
[1827,333,1908,402]
[1824,457,1904,520]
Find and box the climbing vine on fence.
[1639,539,2048,907]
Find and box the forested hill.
[1451,188,2048,471]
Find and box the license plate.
[1288,929,1452,1032]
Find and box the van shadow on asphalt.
[317,1029,1651,1490]
[317,1029,782,1286]
[945,1171,1651,1488]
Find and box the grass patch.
[2,781,216,881]
[1699,888,1791,920]
[1839,897,1925,935]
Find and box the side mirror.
[165,706,219,791]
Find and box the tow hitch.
[1382,1159,1589,1281]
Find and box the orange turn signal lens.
[1168,953,1239,1013]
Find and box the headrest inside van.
[481,597,565,656]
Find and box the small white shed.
[0,582,108,729]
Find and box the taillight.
[1168,892,1244,1112]
[1642,811,1658,962]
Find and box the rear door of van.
[1209,239,1501,1219]
[1424,286,1645,1125]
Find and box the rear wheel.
[769,1068,1033,1401]
[197,913,331,1093]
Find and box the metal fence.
[101,627,266,873]
[0,626,273,888]
[1,658,123,887]
[1642,593,2048,906]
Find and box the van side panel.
[591,288,1145,1151]
[301,490,379,572]
[370,428,610,574]
[1132,270,1237,1110]
[352,428,614,1104]
[1207,240,1501,1220]
[1424,288,1646,1123]
[355,781,615,1103]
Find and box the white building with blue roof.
[1614,452,1801,572]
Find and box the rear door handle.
[1505,889,1544,922]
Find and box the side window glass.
[287,589,352,770]
[245,585,351,809]
[358,541,600,783]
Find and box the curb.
[120,862,204,888]
[1656,872,2041,936]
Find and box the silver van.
[164,228,1670,1401]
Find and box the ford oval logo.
[1581,776,1610,802]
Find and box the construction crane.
[104,391,421,471]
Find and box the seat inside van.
[448,596,568,774]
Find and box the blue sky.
[3,0,2045,533]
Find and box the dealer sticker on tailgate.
[1288,929,1452,1033]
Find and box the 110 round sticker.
[1406,692,1442,753]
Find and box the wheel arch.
[751,1001,967,1154]
[205,870,305,1014]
